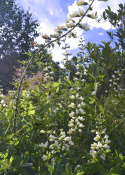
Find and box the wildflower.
[41,34,50,40]
[91,91,96,95]
[91,142,97,149]
[68,103,75,108]
[96,142,103,149]
[78,129,82,133]
[79,96,84,100]
[81,79,86,82]
[69,11,78,18]
[69,112,75,117]
[75,71,80,75]
[66,20,74,28]
[94,135,100,141]
[76,93,79,98]
[57,24,65,30]
[1,100,5,104]
[87,12,96,19]
[81,102,86,106]
[76,0,88,6]
[79,23,90,31]
[78,116,85,121]
[70,95,75,99]
[64,136,71,142]
[42,155,47,161]
[68,123,74,127]
[104,135,109,139]
[78,8,85,16]
[90,150,97,158]
[60,131,66,136]
[50,33,59,38]
[40,130,46,134]
[79,123,84,128]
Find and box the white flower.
[69,111,75,117]
[79,123,84,128]
[79,96,84,100]
[91,130,95,133]
[76,93,79,98]
[75,71,80,75]
[66,20,74,28]
[96,142,103,149]
[79,108,86,114]
[91,142,97,149]
[101,130,106,134]
[91,91,96,95]
[78,116,85,121]
[40,130,45,134]
[51,150,56,154]
[1,100,5,104]
[42,155,47,161]
[74,77,79,81]
[78,8,85,16]
[78,129,82,133]
[90,12,96,19]
[81,102,86,106]
[78,104,81,108]
[50,33,59,38]
[54,140,59,146]
[68,123,74,127]
[104,135,109,139]
[105,139,111,144]
[90,150,97,158]
[39,143,45,147]
[57,24,65,30]
[68,103,75,108]
[80,23,90,31]
[76,0,88,6]
[70,95,75,99]
[64,136,71,142]
[69,11,78,18]
[59,136,65,140]
[81,79,86,82]
[69,141,74,145]
[94,135,100,141]
[60,131,65,136]
[103,144,110,149]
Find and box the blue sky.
[15,0,124,63]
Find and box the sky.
[15,0,124,64]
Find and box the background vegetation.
[0,0,125,174]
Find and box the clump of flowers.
[90,128,111,160]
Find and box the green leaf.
[24,151,29,163]
[119,153,124,161]
[53,82,59,87]
[21,163,33,168]
[9,156,14,164]
[65,163,72,175]
[5,133,13,140]
[108,167,120,175]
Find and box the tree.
[0,0,39,93]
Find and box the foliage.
[0,0,125,174]
[0,0,39,93]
